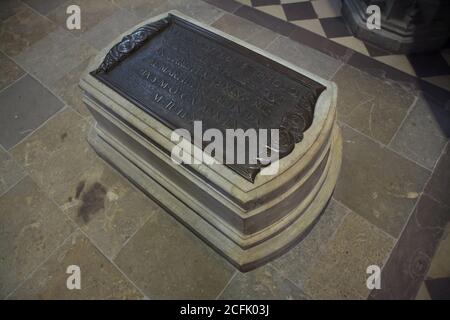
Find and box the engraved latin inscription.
[92,15,325,182]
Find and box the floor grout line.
[263,34,281,51]
[215,270,237,300]
[267,263,311,298]
[6,104,69,152]
[387,95,418,148]
[76,227,150,299]
[267,202,352,296]
[0,174,27,198]
[331,198,396,242]
[338,121,433,173]
[2,0,447,301]
[4,229,79,300]
[0,72,27,95]
[368,142,448,299]
[329,59,346,80]
[39,179,151,300]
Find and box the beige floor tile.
[235,0,252,6]
[281,0,309,4]
[164,0,225,25]
[311,0,341,18]
[114,0,224,24]
[303,212,395,299]
[220,266,309,300]
[0,52,25,91]
[211,13,278,49]
[111,0,168,19]
[50,58,94,118]
[271,199,350,288]
[266,36,342,80]
[80,8,140,51]
[47,0,118,36]
[11,108,95,203]
[0,146,26,195]
[390,96,449,170]
[114,209,235,299]
[10,109,160,259]
[255,5,287,21]
[0,177,75,298]
[415,282,431,300]
[10,231,143,299]
[332,36,369,56]
[334,125,430,238]
[0,6,57,57]
[23,0,70,15]
[332,64,415,144]
[375,54,417,76]
[15,28,97,86]
[291,18,326,36]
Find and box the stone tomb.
[80,11,342,271]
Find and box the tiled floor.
[233,0,450,92]
[0,0,449,300]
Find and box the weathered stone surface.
[81,9,141,51]
[10,231,143,299]
[270,199,350,288]
[15,29,97,87]
[220,266,309,300]
[112,0,171,19]
[11,109,95,202]
[51,58,94,118]
[334,125,430,238]
[0,147,25,196]
[114,210,235,299]
[303,212,394,299]
[22,0,69,15]
[163,0,225,25]
[332,65,415,144]
[0,6,56,57]
[425,143,450,208]
[211,13,278,49]
[47,0,118,36]
[0,177,75,298]
[266,35,343,80]
[0,52,24,91]
[427,223,450,279]
[0,75,64,150]
[390,97,450,170]
[0,0,24,22]
[370,195,448,300]
[11,109,158,259]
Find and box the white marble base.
[80,11,343,271]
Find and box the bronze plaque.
[92,14,325,182]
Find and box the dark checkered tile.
[319,16,351,38]
[408,51,450,77]
[425,277,450,300]
[218,0,450,92]
[251,0,280,7]
[282,2,317,21]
